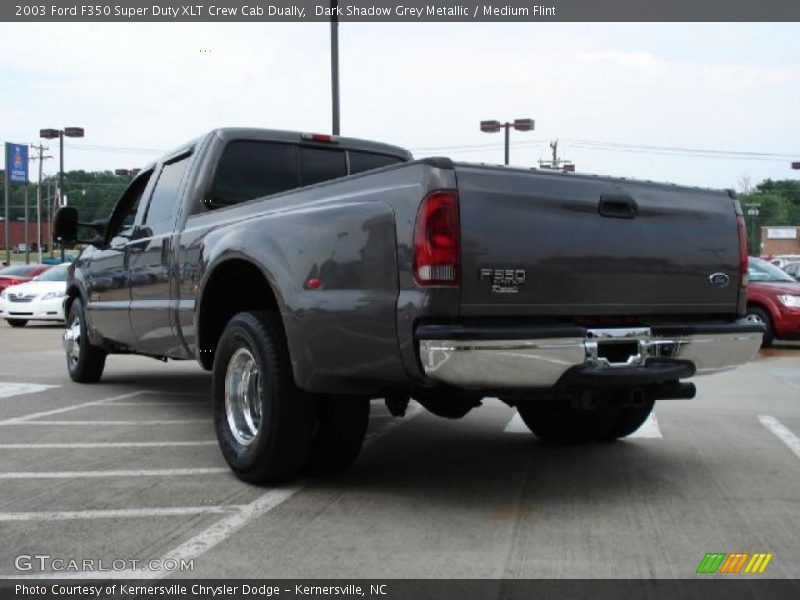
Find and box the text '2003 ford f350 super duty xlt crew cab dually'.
[54,128,763,484]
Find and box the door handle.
[598,194,638,219]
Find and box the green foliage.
[740,179,800,253]
[0,169,129,223]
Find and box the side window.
[107,171,153,241]
[348,151,403,175]
[144,155,190,226]
[300,147,347,186]
[209,141,299,207]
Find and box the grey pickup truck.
[54,128,763,484]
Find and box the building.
[0,220,51,250]
[761,226,800,257]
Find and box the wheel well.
[197,259,281,369]
[64,286,80,317]
[747,302,771,319]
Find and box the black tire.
[65,299,107,383]
[746,306,774,347]
[213,311,314,484]
[596,400,655,441]
[6,319,28,328]
[304,396,370,476]
[516,401,620,444]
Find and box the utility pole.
[24,183,29,264]
[46,178,53,258]
[538,139,576,172]
[29,143,52,263]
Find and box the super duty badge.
[480,268,526,294]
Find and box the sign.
[5,142,28,184]
[766,227,797,240]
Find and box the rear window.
[300,147,347,186]
[206,141,405,209]
[349,151,403,175]
[210,141,299,206]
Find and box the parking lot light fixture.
[40,126,84,261]
[480,118,535,165]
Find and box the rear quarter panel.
[179,161,458,393]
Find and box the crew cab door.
[128,150,192,355]
[83,170,153,346]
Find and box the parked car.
[768,255,800,269]
[0,264,51,293]
[55,127,762,484]
[782,261,800,281]
[746,256,800,346]
[0,263,70,327]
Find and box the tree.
[740,179,800,253]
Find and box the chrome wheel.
[224,347,264,447]
[748,312,764,324]
[63,315,81,368]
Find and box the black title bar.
[4,0,800,22]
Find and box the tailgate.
[456,164,741,317]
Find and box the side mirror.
[53,207,79,243]
[53,207,109,246]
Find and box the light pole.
[745,203,761,255]
[39,127,84,261]
[330,0,340,135]
[480,118,534,165]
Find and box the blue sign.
[5,142,28,185]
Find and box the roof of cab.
[211,127,412,160]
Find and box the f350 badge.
[480,268,526,294]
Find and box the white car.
[0,263,69,327]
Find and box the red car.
[0,264,51,293]
[746,256,800,346]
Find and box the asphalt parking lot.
[0,321,798,579]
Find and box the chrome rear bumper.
[417,320,763,389]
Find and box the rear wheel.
[516,396,655,443]
[64,299,107,383]
[304,396,370,476]
[213,311,314,484]
[595,400,655,441]
[746,306,774,347]
[5,319,28,328]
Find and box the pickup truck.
[54,127,763,484]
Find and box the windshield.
[0,265,43,277]
[33,264,69,282]
[749,257,796,283]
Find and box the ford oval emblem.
[708,272,730,288]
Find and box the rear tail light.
[737,214,748,289]
[413,190,460,286]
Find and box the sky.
[0,22,798,190]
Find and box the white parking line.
[628,413,662,439]
[0,441,217,449]
[0,402,424,579]
[759,415,800,460]
[0,467,229,480]
[503,413,528,434]
[0,390,148,426]
[502,411,663,439]
[0,382,58,399]
[7,420,209,426]
[105,401,201,406]
[0,505,245,522]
